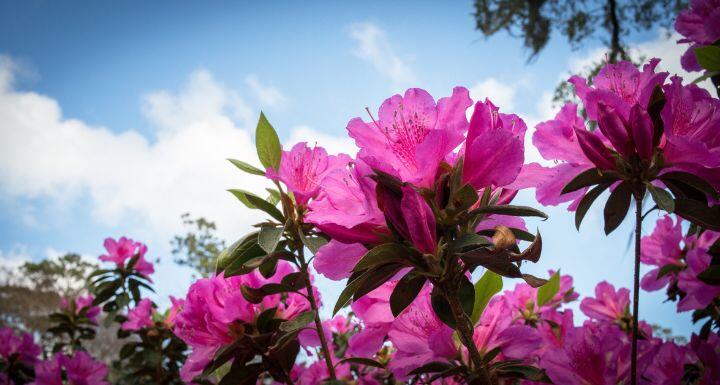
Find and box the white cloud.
[244,74,287,107]
[287,125,357,157]
[348,22,417,91]
[469,78,518,111]
[0,57,346,246]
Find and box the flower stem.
[443,283,492,385]
[631,193,642,385]
[298,247,337,381]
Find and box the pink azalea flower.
[470,297,541,363]
[675,0,720,71]
[99,237,154,277]
[580,281,631,323]
[347,87,472,188]
[60,351,109,385]
[690,332,720,383]
[569,59,668,121]
[376,184,438,254]
[31,352,108,385]
[677,238,720,311]
[640,215,685,291]
[516,103,599,210]
[121,298,155,331]
[526,59,720,212]
[266,142,351,206]
[165,295,185,328]
[661,76,720,190]
[348,282,396,358]
[643,341,697,385]
[298,315,352,348]
[306,159,388,244]
[173,261,311,382]
[29,355,62,385]
[0,327,41,365]
[503,270,579,320]
[313,240,367,280]
[387,286,456,380]
[61,295,101,324]
[540,321,656,385]
[640,215,720,312]
[462,99,527,190]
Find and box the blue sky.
[0,1,710,336]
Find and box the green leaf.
[647,184,675,213]
[215,232,259,273]
[255,112,282,170]
[674,199,720,232]
[693,70,720,84]
[279,310,316,332]
[471,270,503,324]
[469,205,548,220]
[450,233,491,253]
[575,183,611,230]
[536,271,560,307]
[695,45,720,71]
[334,270,373,315]
[352,243,413,272]
[390,271,426,317]
[228,158,265,176]
[603,181,633,235]
[258,226,284,253]
[698,266,720,286]
[561,168,616,194]
[299,231,328,255]
[228,189,285,222]
[353,263,404,301]
[660,171,719,200]
[337,357,385,368]
[430,286,457,328]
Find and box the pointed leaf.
[536,271,560,307]
[471,270,503,324]
[228,158,266,176]
[258,226,284,253]
[603,181,632,235]
[255,112,282,170]
[390,271,426,317]
[647,184,674,213]
[575,182,611,230]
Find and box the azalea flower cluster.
[172,261,311,382]
[524,58,720,215]
[0,327,41,384]
[31,352,108,385]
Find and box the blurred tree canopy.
[0,253,96,332]
[171,213,225,278]
[473,0,686,63]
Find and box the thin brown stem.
[631,194,642,385]
[298,247,337,380]
[443,283,492,385]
